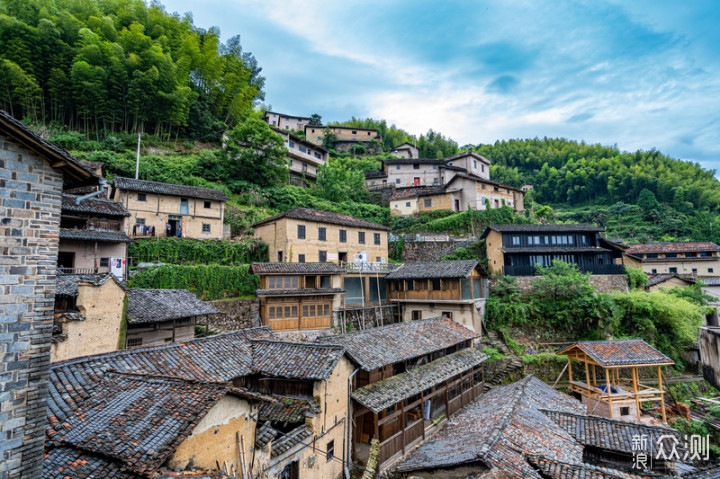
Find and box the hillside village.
[5,103,720,479]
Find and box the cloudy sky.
[161,0,720,170]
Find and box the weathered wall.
[342,305,398,332]
[699,327,720,390]
[125,322,195,348]
[0,135,64,478]
[210,298,261,333]
[51,279,126,362]
[57,239,126,272]
[401,240,474,262]
[484,230,504,274]
[398,300,484,336]
[498,274,629,294]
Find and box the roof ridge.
[104,370,231,387]
[541,408,675,432]
[114,176,223,192]
[320,316,453,339]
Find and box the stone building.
[305,124,381,147]
[263,110,312,131]
[0,109,98,478]
[111,176,228,240]
[385,260,489,334]
[271,126,329,185]
[125,288,219,348]
[52,273,126,362]
[58,194,131,278]
[253,207,390,264]
[390,142,419,159]
[624,241,720,278]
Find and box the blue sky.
[161,0,720,170]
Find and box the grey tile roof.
[251,262,343,275]
[625,241,720,255]
[56,273,122,296]
[385,259,486,280]
[47,373,228,476]
[59,228,133,243]
[352,347,489,413]
[364,170,387,179]
[317,317,478,371]
[384,158,445,165]
[557,339,674,367]
[113,176,229,201]
[255,422,279,449]
[252,206,390,231]
[526,455,647,479]
[256,288,343,297]
[43,447,134,478]
[389,186,446,200]
[482,223,601,236]
[646,273,696,287]
[127,289,219,324]
[62,194,130,216]
[259,396,321,424]
[271,425,313,458]
[443,150,491,164]
[250,340,344,380]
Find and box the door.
[454,199,460,211]
[180,198,189,215]
[280,461,299,479]
[338,252,348,263]
[413,177,420,186]
[57,252,75,272]
[167,216,182,237]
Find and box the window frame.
[297,224,306,239]
[202,223,211,233]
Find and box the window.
[442,311,453,320]
[202,223,211,233]
[204,200,211,208]
[326,440,334,462]
[693,268,698,273]
[473,160,477,169]
[433,165,437,169]
[127,337,143,347]
[433,178,439,185]
[432,278,442,290]
[339,229,347,243]
[374,233,381,245]
[646,253,658,259]
[278,251,283,262]
[512,236,520,246]
[298,224,306,239]
[299,146,307,153]
[620,407,630,416]
[289,141,295,148]
[352,130,357,135]
[424,198,433,207]
[481,165,485,172]
[396,178,401,184]
[405,202,411,207]
[99,257,109,267]
[396,165,401,170]
[358,232,365,244]
[413,163,420,169]
[686,252,698,257]
[315,152,322,159]
[136,218,146,225]
[710,268,715,274]
[376,257,381,262]
[413,177,420,186]
[298,254,305,263]
[319,250,327,262]
[318,227,326,241]
[669,267,678,273]
[665,253,677,258]
[411,310,422,321]
[137,193,147,202]
[651,269,657,274]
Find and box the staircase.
[483,331,524,390]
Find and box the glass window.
[369,277,387,301]
[289,141,295,148]
[302,305,308,317]
[298,254,305,263]
[309,304,316,317]
[669,267,678,274]
[406,202,411,207]
[204,201,211,208]
[284,306,291,318]
[339,230,347,243]
[99,257,109,267]
[319,227,326,241]
[472,278,483,298]
[202,224,211,233]
[321,276,331,288]
[269,307,275,319]
[512,236,520,246]
[138,193,146,202]
[136,218,145,225]
[358,232,365,244]
[319,250,327,262]
[291,306,298,318]
[344,277,364,304]
[374,233,381,245]
[424,198,432,207]
[324,304,330,316]
[461,279,472,299]
[396,178,401,184]
[297,224,306,239]
[406,279,414,291]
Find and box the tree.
[532,260,594,300]
[221,117,287,189]
[637,188,660,212]
[321,127,337,150]
[314,160,366,203]
[308,113,321,125]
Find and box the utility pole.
[134,131,142,179]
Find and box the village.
[3,106,720,479]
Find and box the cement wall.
[210,298,261,333]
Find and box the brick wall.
[0,136,64,478]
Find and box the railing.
[342,262,400,274]
[503,263,625,276]
[57,267,99,274]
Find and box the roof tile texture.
[113,176,229,201]
[252,206,390,231]
[127,289,219,324]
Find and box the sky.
[160,0,720,170]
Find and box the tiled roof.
[646,273,696,287]
[255,422,279,449]
[62,194,129,216]
[250,340,344,380]
[318,317,478,371]
[383,158,445,165]
[47,373,228,476]
[352,347,489,413]
[443,150,491,165]
[56,273,122,296]
[625,242,720,255]
[252,207,390,231]
[681,466,720,478]
[43,447,134,478]
[558,339,674,367]
[251,262,343,275]
[127,289,219,324]
[256,288,343,297]
[60,228,133,243]
[259,397,321,423]
[364,170,387,179]
[113,176,229,201]
[482,223,601,236]
[270,425,313,457]
[500,246,610,254]
[526,455,647,479]
[385,259,485,279]
[390,186,446,200]
[446,172,525,194]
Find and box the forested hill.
[0,0,263,141]
[475,138,720,242]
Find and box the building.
[319,317,487,471]
[52,274,126,363]
[396,375,684,478]
[558,339,674,423]
[111,176,228,240]
[263,111,312,131]
[252,207,390,264]
[390,142,419,159]
[0,109,99,478]
[125,288,219,347]
[482,223,625,276]
[251,262,345,332]
[366,151,490,188]
[385,260,489,334]
[58,194,132,278]
[624,241,720,277]
[271,126,329,185]
[646,273,696,291]
[304,124,382,153]
[44,327,353,479]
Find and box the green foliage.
[128,264,258,300]
[0,0,264,136]
[521,353,567,365]
[532,261,594,300]
[128,238,267,266]
[482,347,505,362]
[314,159,367,203]
[389,236,404,262]
[637,188,660,212]
[625,267,648,290]
[421,206,524,235]
[442,242,483,261]
[664,283,715,308]
[321,127,337,150]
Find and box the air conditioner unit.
[358,252,368,263]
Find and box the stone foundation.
[208,298,261,333]
[492,274,629,294]
[340,305,398,332]
[400,240,474,262]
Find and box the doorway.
[338,252,348,263]
[57,251,75,271]
[279,461,299,479]
[454,199,460,211]
[167,216,182,237]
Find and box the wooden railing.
[57,267,98,274]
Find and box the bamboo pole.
[605,368,614,419]
[632,367,642,422]
[585,360,592,414]
[658,366,667,423]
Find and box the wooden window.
[414,279,425,290]
[202,223,211,233]
[136,218,146,225]
[137,193,146,202]
[442,311,453,319]
[285,306,291,318]
[127,337,143,347]
[298,254,305,263]
[424,198,432,207]
[432,278,442,290]
[326,440,334,462]
[204,200,211,208]
[309,305,316,317]
[319,227,326,241]
[358,232,365,244]
[269,307,276,319]
[292,306,298,318]
[411,310,421,321]
[374,233,381,245]
[319,250,327,262]
[324,304,330,316]
[306,276,316,288]
[302,305,309,317]
[339,230,347,243]
[297,224,306,239]
[99,257,109,268]
[268,277,276,288]
[406,280,414,291]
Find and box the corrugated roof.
[61,194,129,216]
[252,207,390,231]
[385,260,485,280]
[113,176,229,201]
[251,262,343,275]
[557,339,674,367]
[59,228,132,243]
[625,242,720,255]
[318,317,478,371]
[127,289,219,324]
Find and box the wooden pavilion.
[557,339,674,423]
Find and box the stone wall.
[0,135,64,478]
[341,305,398,332]
[400,240,474,262]
[491,274,629,294]
[208,298,261,333]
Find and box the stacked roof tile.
[127,289,219,324]
[43,447,134,478]
[352,347,489,413]
[251,262,343,275]
[60,228,133,243]
[526,455,646,479]
[385,259,485,279]
[318,317,478,371]
[252,207,390,231]
[61,194,130,216]
[558,339,674,367]
[56,273,122,296]
[259,397,321,424]
[250,340,344,380]
[269,425,312,458]
[113,176,229,201]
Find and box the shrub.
[128,264,258,300]
[625,267,648,290]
